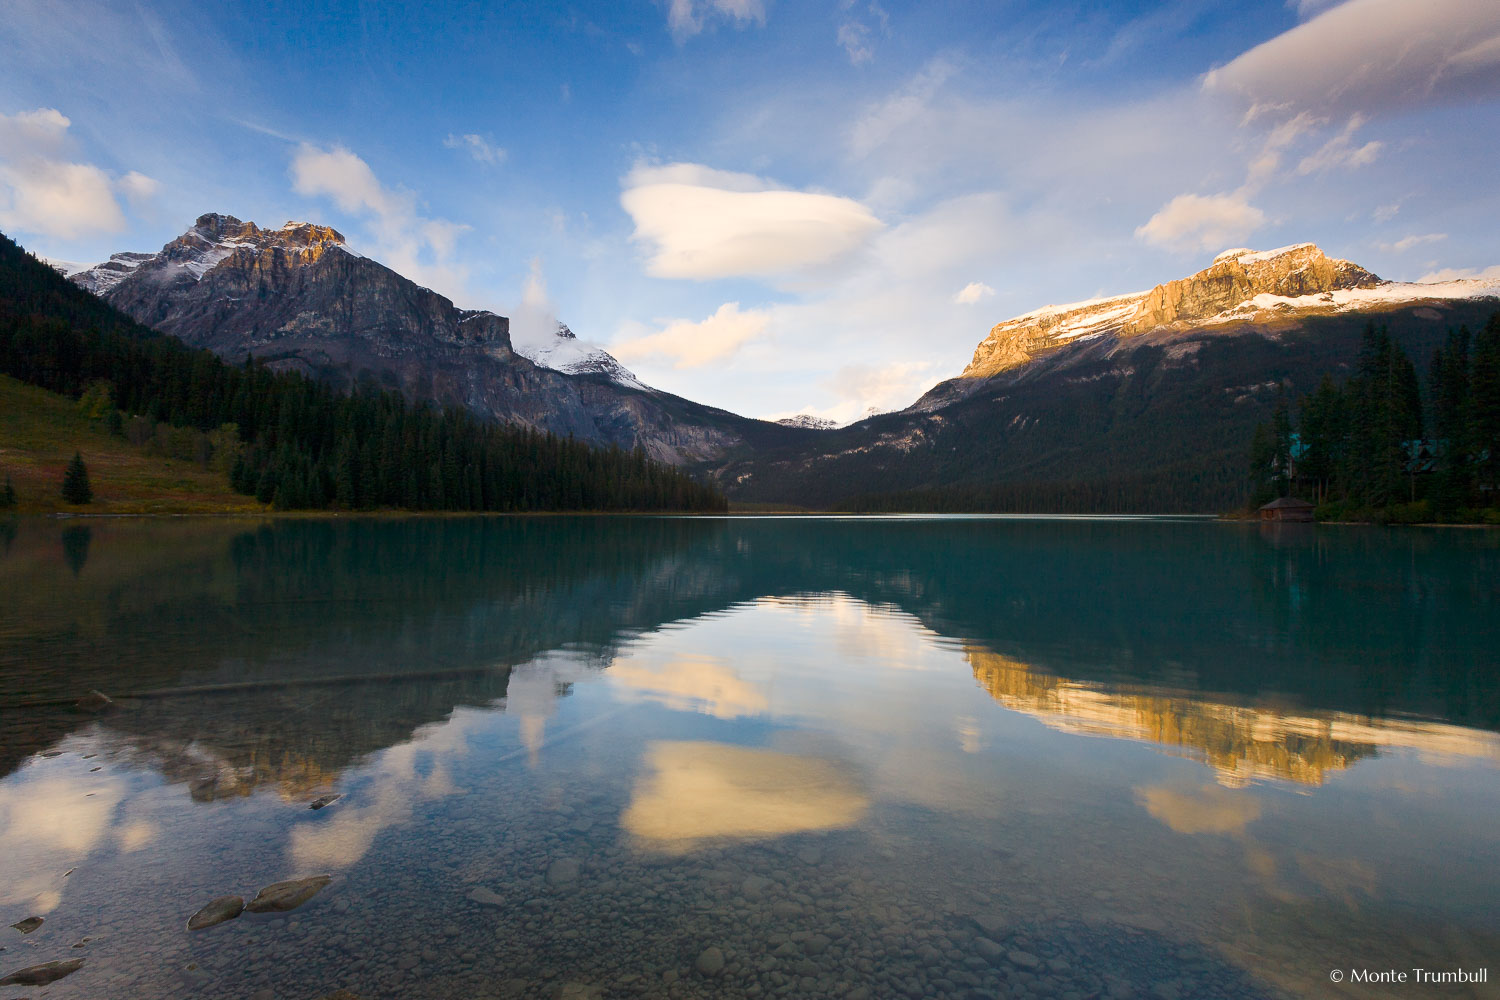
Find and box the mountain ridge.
[56,214,799,466]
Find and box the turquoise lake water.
[0,515,1497,1000]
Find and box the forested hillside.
[1248,318,1500,522]
[727,304,1500,513]
[0,232,725,513]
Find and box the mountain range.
[48,218,1500,511]
[49,214,803,466]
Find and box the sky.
[2,0,1499,424]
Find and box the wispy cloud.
[443,132,506,165]
[1379,233,1446,252]
[665,0,767,43]
[1296,115,1382,174]
[290,143,470,299]
[837,1,889,65]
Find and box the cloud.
[1373,201,1402,222]
[620,162,884,281]
[665,0,767,43]
[1204,0,1500,118]
[0,107,157,240]
[823,360,939,419]
[1379,233,1447,252]
[1135,192,1267,253]
[443,132,506,165]
[837,1,889,65]
[290,143,471,298]
[612,301,769,368]
[848,57,958,159]
[116,170,160,205]
[1295,115,1382,174]
[953,281,995,304]
[508,257,559,352]
[1137,782,1262,836]
[1417,263,1500,282]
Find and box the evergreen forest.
[0,232,725,513]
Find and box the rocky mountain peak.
[959,242,1486,380]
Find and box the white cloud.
[836,1,889,65]
[1205,0,1500,118]
[823,360,938,420]
[848,57,958,159]
[508,257,559,352]
[290,143,471,299]
[1379,233,1447,252]
[620,161,883,281]
[1373,201,1402,222]
[1135,192,1267,254]
[1417,263,1500,282]
[665,0,767,43]
[953,281,995,304]
[0,107,157,240]
[116,170,159,205]
[1295,115,1382,174]
[612,302,769,368]
[443,132,506,165]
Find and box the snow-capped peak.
[517,323,650,390]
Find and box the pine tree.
[61,452,93,504]
[0,473,15,509]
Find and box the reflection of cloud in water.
[115,818,157,852]
[0,771,124,913]
[623,741,868,852]
[288,711,482,870]
[1137,782,1263,836]
[609,656,768,719]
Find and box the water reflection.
[623,741,869,851]
[967,647,1500,786]
[0,516,1495,1000]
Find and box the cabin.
[1259,497,1315,522]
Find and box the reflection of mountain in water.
[3,515,1497,791]
[966,647,1500,785]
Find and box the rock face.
[964,244,1389,378]
[71,214,783,465]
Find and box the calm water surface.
[0,515,1497,1000]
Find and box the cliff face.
[962,243,1384,379]
[73,214,771,464]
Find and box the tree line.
[0,233,725,513]
[1249,316,1500,521]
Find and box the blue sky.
[3,0,1498,422]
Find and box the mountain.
[63,214,796,465]
[716,244,1500,511]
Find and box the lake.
[0,515,1497,1000]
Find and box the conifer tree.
[61,452,93,504]
[0,473,16,508]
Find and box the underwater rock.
[246,875,331,913]
[187,895,245,930]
